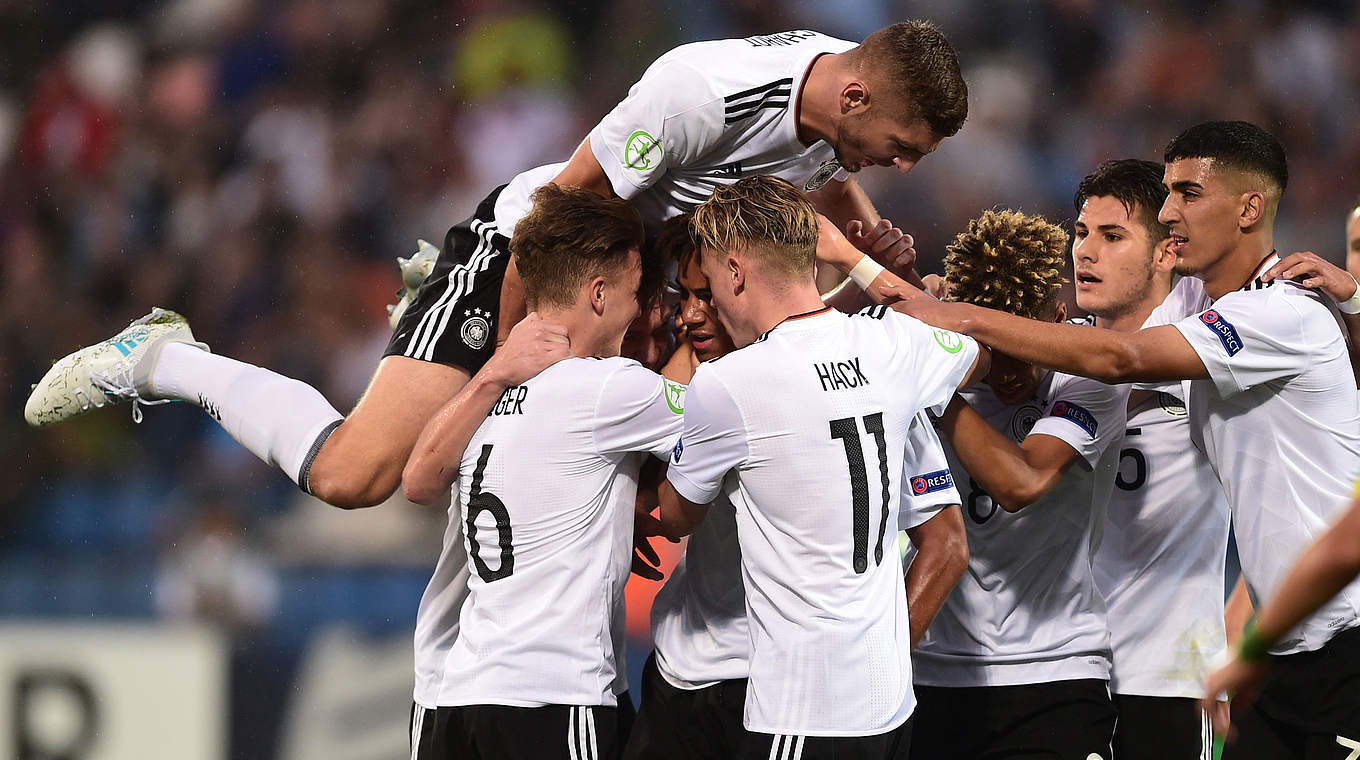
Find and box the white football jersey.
[651,415,961,690]
[494,31,855,232]
[1094,388,1230,698]
[913,372,1127,687]
[413,357,683,708]
[667,306,979,736]
[1165,257,1360,654]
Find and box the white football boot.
[386,239,441,330]
[24,307,207,426]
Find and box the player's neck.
[538,305,620,359]
[739,282,829,346]
[796,53,843,146]
[1201,232,1276,300]
[1095,277,1173,333]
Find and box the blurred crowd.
[1,0,1358,651]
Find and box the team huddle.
[25,20,1360,760]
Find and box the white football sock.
[150,342,345,487]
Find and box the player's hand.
[483,312,571,387]
[1261,251,1357,302]
[922,274,950,300]
[846,218,917,275]
[632,504,677,581]
[1201,656,1268,738]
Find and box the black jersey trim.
[724,78,793,124]
[1237,251,1279,292]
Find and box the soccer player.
[896,209,1126,760]
[398,184,680,760]
[656,176,986,759]
[25,22,965,518]
[896,121,1360,757]
[1077,160,1229,760]
[624,216,970,760]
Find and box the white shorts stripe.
[405,219,496,360]
[409,705,425,760]
[585,706,598,760]
[417,222,500,361]
[791,735,805,760]
[1202,709,1211,760]
[767,734,782,760]
[567,706,580,760]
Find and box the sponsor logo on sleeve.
[663,379,687,414]
[624,130,661,170]
[1199,309,1244,356]
[910,469,955,495]
[932,328,965,354]
[672,438,684,463]
[1049,400,1098,437]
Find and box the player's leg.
[980,680,1116,760]
[1111,694,1211,760]
[907,686,978,760]
[624,654,743,760]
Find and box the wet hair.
[689,176,819,280]
[1074,159,1170,241]
[945,209,1069,319]
[511,184,648,310]
[1163,121,1288,193]
[847,20,968,137]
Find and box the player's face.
[602,249,644,354]
[697,245,750,345]
[1159,158,1241,276]
[677,254,736,362]
[1072,195,1160,319]
[985,350,1045,406]
[834,112,941,174]
[621,297,671,371]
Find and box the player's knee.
[306,450,401,510]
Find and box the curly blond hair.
[944,209,1068,319]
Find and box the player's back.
[413,356,679,709]
[670,305,977,735]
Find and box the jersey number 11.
[830,413,891,574]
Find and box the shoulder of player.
[1047,370,1127,402]
[1216,278,1336,326]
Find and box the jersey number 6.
[467,444,515,582]
[830,413,891,574]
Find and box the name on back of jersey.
[491,386,528,416]
[814,358,869,392]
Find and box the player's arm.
[811,178,926,290]
[658,366,747,538]
[896,297,1208,385]
[1204,486,1360,731]
[550,137,619,198]
[658,480,710,539]
[403,314,571,504]
[935,398,1082,511]
[1224,573,1254,646]
[905,505,968,648]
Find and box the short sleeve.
[1170,288,1325,397]
[882,311,980,415]
[592,363,685,459]
[666,364,749,505]
[1028,375,1129,469]
[899,413,960,530]
[588,60,724,200]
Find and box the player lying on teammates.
[397,184,681,760]
[622,214,969,760]
[888,121,1360,758]
[24,21,962,518]
[653,176,987,759]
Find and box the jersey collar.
[755,305,834,342]
[1237,251,1280,293]
[793,53,830,148]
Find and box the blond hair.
[688,176,819,280]
[945,209,1068,319]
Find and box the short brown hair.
[688,176,819,280]
[849,21,968,137]
[511,184,646,310]
[945,209,1068,319]
[656,212,698,269]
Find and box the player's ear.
[728,253,745,295]
[1239,190,1266,230]
[840,80,869,114]
[1153,237,1177,274]
[590,275,608,316]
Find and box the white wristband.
[1341,273,1360,315]
[847,256,886,290]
